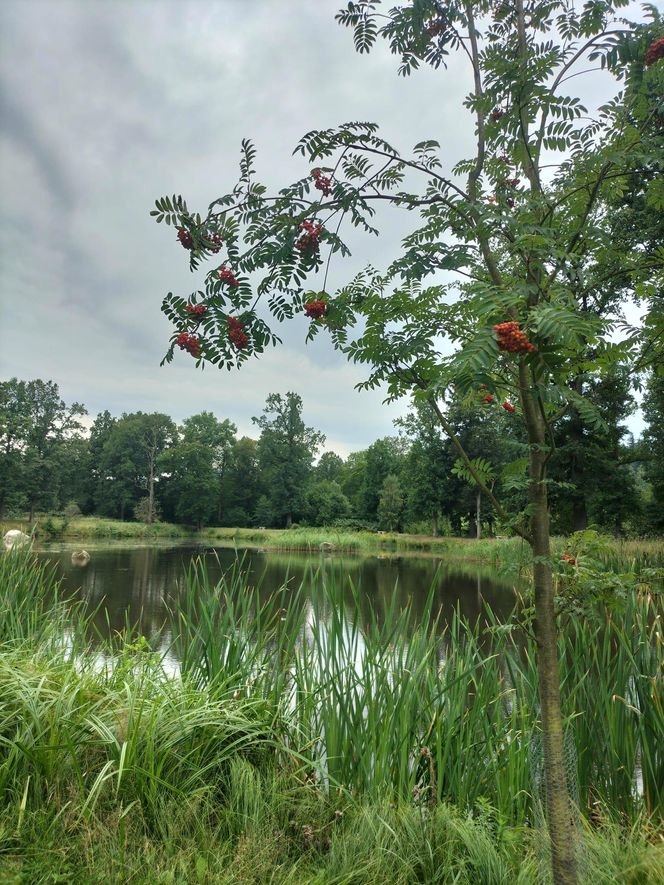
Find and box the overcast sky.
[0,0,658,453]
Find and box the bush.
[63,501,82,519]
[134,497,162,524]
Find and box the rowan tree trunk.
[527,412,578,885]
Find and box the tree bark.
[528,414,579,885]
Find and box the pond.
[36,542,517,651]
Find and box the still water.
[37,542,517,647]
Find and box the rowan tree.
[152,4,664,882]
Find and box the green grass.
[1,549,662,883]
[0,638,661,884]
[172,558,663,823]
[5,516,664,571]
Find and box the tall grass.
[0,546,84,648]
[1,551,663,882]
[172,558,663,824]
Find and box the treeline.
[1,375,662,535]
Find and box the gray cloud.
[0,0,654,447]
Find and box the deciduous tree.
[253,393,325,527]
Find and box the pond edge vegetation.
[0,549,662,883]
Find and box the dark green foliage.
[0,378,86,519]
[642,371,664,532]
[253,392,325,528]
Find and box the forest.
[2,373,662,536]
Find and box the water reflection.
[37,543,518,652]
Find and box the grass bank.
[6,515,662,569]
[1,550,662,882]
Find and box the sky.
[0,0,658,453]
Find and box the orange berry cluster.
[304,299,327,320]
[218,266,239,288]
[426,19,445,37]
[186,303,206,317]
[494,321,536,354]
[645,37,664,66]
[227,316,249,351]
[296,220,323,254]
[176,332,200,357]
[311,169,332,196]
[562,553,576,566]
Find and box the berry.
[645,37,664,67]
[426,19,445,37]
[502,401,516,413]
[207,233,224,253]
[311,169,332,197]
[185,302,207,317]
[296,220,323,255]
[562,553,576,566]
[483,394,494,404]
[479,384,487,390]
[490,109,504,121]
[175,331,201,357]
[304,299,328,320]
[227,316,249,351]
[177,228,194,250]
[218,266,240,287]
[493,321,537,354]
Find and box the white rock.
[3,529,30,550]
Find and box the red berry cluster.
[311,169,332,196]
[645,37,664,67]
[176,332,201,357]
[483,394,494,403]
[426,20,445,37]
[502,177,521,187]
[304,299,327,320]
[206,233,224,253]
[562,553,576,566]
[186,302,206,317]
[177,228,194,250]
[490,109,504,121]
[494,321,537,354]
[296,220,323,254]
[227,316,249,350]
[502,401,516,413]
[218,266,240,287]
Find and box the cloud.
[0,0,653,448]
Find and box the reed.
[0,546,83,647]
[171,558,662,824]
[1,552,662,882]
